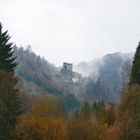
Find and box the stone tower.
[63,62,73,72]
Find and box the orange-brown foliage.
[15,115,68,140]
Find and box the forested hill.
[75,52,133,102]
[14,46,60,94]
[14,46,133,103]
[14,46,81,111]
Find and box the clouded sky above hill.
[1,0,140,66]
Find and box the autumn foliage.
[15,115,68,140]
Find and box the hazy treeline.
[14,45,133,103]
[75,52,133,102]
[14,46,81,112]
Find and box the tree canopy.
[0,23,17,72]
[130,42,140,85]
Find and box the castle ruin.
[63,62,73,72]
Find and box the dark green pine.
[130,42,140,85]
[0,23,22,140]
[0,23,17,73]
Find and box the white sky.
[1,0,140,66]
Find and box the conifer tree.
[130,42,140,85]
[0,23,17,72]
[0,22,22,140]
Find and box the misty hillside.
[74,52,133,78]
[14,46,61,93]
[74,52,133,102]
[14,46,133,103]
[14,46,81,111]
[14,46,80,95]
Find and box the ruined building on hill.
[63,62,73,72]
[60,62,82,84]
[60,62,73,83]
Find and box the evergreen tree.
[0,23,17,72]
[81,102,91,120]
[130,42,140,85]
[0,22,22,139]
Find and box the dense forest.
[0,22,140,140]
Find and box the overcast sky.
[1,0,140,66]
